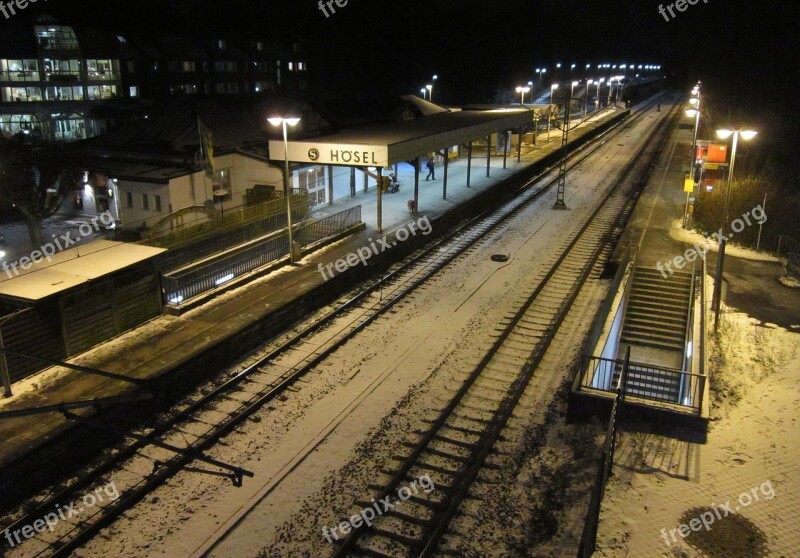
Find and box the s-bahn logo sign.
[270,140,389,167]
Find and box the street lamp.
[595,78,605,109]
[425,83,433,102]
[685,106,701,227]
[583,80,593,120]
[712,127,758,330]
[516,85,531,105]
[569,81,579,129]
[420,87,427,100]
[430,74,438,103]
[548,83,559,140]
[268,116,302,264]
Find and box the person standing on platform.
[425,156,436,181]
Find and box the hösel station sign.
[268,108,532,170]
[268,141,390,167]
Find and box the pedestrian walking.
[425,156,436,181]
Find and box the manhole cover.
[491,254,509,262]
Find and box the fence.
[162,206,361,305]
[577,348,629,557]
[141,190,309,251]
[777,235,800,272]
[151,203,307,273]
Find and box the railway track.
[1,100,663,558]
[331,101,679,558]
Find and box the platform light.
[215,273,235,286]
[268,115,302,263]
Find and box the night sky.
[15,0,800,170]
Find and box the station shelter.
[269,108,534,232]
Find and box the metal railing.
[777,235,800,271]
[162,206,361,305]
[579,355,705,412]
[577,348,629,557]
[141,191,308,250]
[151,206,307,273]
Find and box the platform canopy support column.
[518,129,523,163]
[502,131,508,169]
[466,141,473,188]
[377,166,383,233]
[486,134,492,177]
[414,156,420,213]
[327,166,334,206]
[442,149,449,199]
[363,170,368,193]
[350,167,356,197]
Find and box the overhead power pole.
[553,84,572,210]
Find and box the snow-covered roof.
[0,240,166,302]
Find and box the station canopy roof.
[0,240,166,302]
[268,107,533,168]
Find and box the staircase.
[622,267,692,351]
[614,266,694,403]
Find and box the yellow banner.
[684,179,695,193]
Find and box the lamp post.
[548,83,559,141]
[268,116,302,264]
[684,106,701,228]
[583,80,593,121]
[429,74,438,103]
[516,85,531,105]
[596,78,605,110]
[425,84,433,102]
[420,88,427,100]
[569,81,579,129]
[712,127,758,330]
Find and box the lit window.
[129,86,138,97]
[117,35,127,43]
[288,62,294,71]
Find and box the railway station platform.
[0,105,634,476]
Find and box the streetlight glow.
[740,130,758,140]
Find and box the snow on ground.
[57,115,652,558]
[670,218,778,262]
[779,275,800,289]
[595,305,800,557]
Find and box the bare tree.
[0,138,83,249]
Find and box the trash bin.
[407,199,416,213]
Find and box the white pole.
[756,192,767,251]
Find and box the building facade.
[0,15,309,142]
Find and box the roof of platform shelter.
[268,106,531,168]
[461,103,553,117]
[0,241,166,303]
